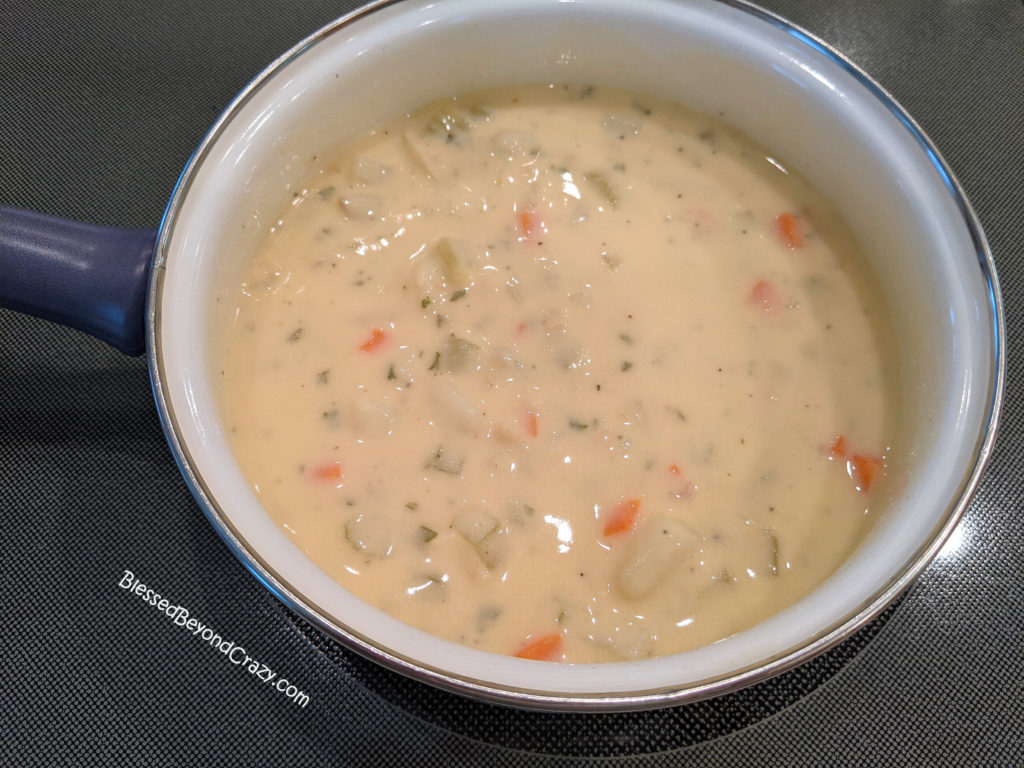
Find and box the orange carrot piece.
[668,464,683,476]
[776,212,805,249]
[311,461,344,481]
[828,435,881,491]
[603,498,642,537]
[524,411,539,438]
[829,435,849,458]
[748,279,781,311]
[358,328,389,352]
[849,454,882,492]
[517,209,540,239]
[514,633,563,661]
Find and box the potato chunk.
[351,155,390,185]
[582,603,654,660]
[432,378,488,436]
[344,513,393,559]
[454,509,509,570]
[348,393,394,435]
[617,516,698,600]
[412,237,475,299]
[340,194,382,219]
[476,527,510,570]
[453,508,498,544]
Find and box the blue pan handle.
[0,206,155,356]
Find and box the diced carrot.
[517,209,541,239]
[358,328,389,352]
[748,279,781,311]
[849,454,882,492]
[524,411,539,438]
[514,633,563,661]
[515,321,529,336]
[829,435,849,458]
[828,435,882,491]
[311,461,344,482]
[776,212,805,249]
[603,498,642,537]
[668,464,683,476]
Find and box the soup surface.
[219,84,896,663]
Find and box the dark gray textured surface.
[2,1,1022,765]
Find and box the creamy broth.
[219,84,896,663]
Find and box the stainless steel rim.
[145,0,1006,710]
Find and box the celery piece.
[429,445,463,475]
[442,337,482,374]
[766,528,780,576]
[434,237,469,285]
[583,172,618,207]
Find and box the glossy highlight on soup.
[218,84,897,663]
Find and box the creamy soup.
[219,84,896,663]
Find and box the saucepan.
[0,0,1004,709]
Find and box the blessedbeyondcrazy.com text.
[117,569,310,708]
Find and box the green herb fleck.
[421,296,432,309]
[450,288,467,302]
[428,351,441,371]
[387,365,396,381]
[405,501,419,511]
[621,361,634,372]
[619,333,634,345]
[317,186,335,200]
[568,419,589,431]
[287,327,303,342]
[419,525,438,543]
[316,369,330,385]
